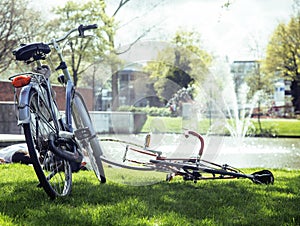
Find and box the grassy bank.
[142,116,300,137]
[251,119,300,137]
[0,164,299,225]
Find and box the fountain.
[194,58,260,138]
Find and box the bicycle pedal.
[74,127,92,140]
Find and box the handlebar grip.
[78,24,98,37]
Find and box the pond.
[211,136,300,169]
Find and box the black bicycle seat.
[13,43,51,63]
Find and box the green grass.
[0,164,299,225]
[251,119,300,136]
[142,116,183,133]
[142,116,300,137]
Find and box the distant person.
[0,143,32,165]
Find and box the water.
[207,136,300,169]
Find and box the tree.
[264,14,300,112]
[144,30,212,102]
[0,0,44,75]
[49,0,114,86]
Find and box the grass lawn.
[251,118,300,136]
[0,164,299,225]
[142,116,300,137]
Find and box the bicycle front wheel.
[72,92,106,183]
[23,88,72,199]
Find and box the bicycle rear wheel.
[72,92,106,183]
[23,88,72,199]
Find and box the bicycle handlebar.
[47,24,98,45]
[78,24,98,37]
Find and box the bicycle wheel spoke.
[45,160,64,180]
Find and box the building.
[0,80,93,134]
[97,68,163,111]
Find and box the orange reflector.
[12,75,31,88]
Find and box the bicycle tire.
[23,88,72,199]
[71,92,106,183]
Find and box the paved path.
[0,134,25,147]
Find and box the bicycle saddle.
[13,43,51,64]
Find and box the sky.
[33,0,295,62]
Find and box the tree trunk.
[291,79,300,113]
[257,100,263,134]
[111,70,119,110]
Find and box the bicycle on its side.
[9,24,106,199]
[100,130,274,185]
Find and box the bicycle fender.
[17,83,34,125]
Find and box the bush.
[118,106,172,117]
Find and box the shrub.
[118,106,172,117]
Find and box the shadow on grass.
[0,166,299,225]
